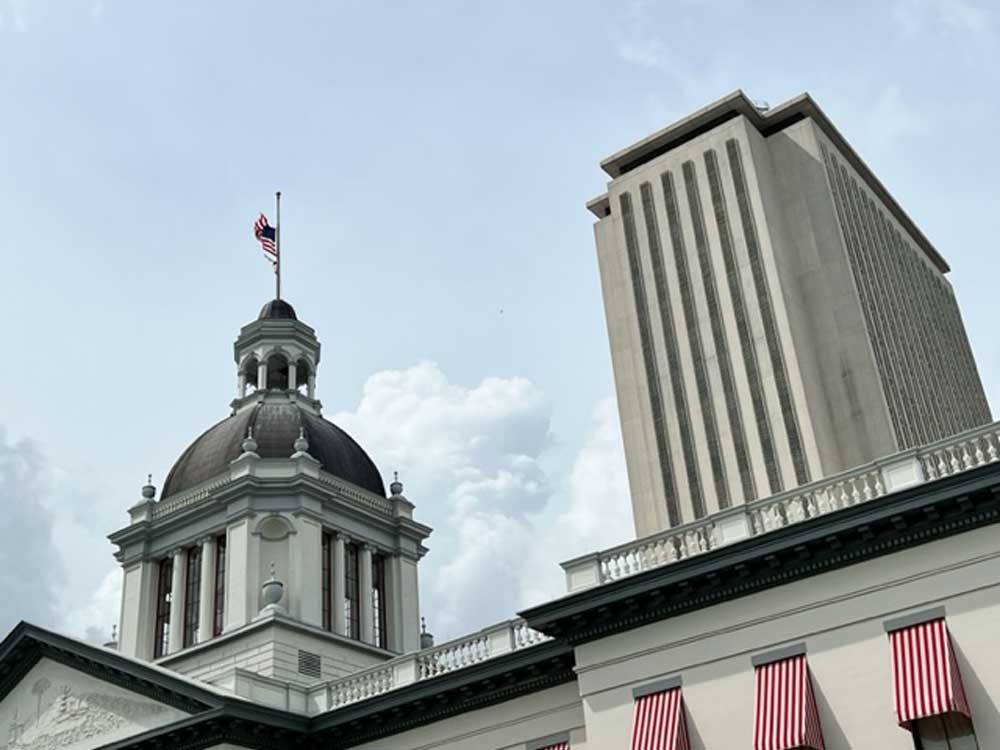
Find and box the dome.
[258,299,298,320]
[161,403,385,499]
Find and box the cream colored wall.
[574,524,1000,749]
[351,682,586,750]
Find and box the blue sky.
[1,0,999,641]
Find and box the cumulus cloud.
[0,429,63,634]
[334,363,633,639]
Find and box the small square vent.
[298,649,322,679]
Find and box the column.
[257,361,268,391]
[167,548,186,654]
[359,544,375,645]
[288,362,298,390]
[225,519,251,632]
[332,533,347,636]
[118,560,157,660]
[307,374,316,399]
[237,372,246,398]
[197,537,216,644]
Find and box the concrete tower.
[111,299,431,687]
[590,91,991,537]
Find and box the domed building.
[109,298,431,673]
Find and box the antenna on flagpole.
[275,191,282,300]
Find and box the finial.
[111,624,117,641]
[241,426,259,455]
[390,471,404,497]
[421,616,427,634]
[293,426,309,454]
[141,474,156,501]
[269,561,276,579]
[147,474,152,485]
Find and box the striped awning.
[889,617,970,728]
[538,744,568,750]
[631,686,690,750]
[753,654,825,750]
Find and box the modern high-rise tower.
[590,90,991,536]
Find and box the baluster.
[974,438,986,466]
[937,451,949,477]
[949,448,961,474]
[988,434,999,462]
[962,442,974,470]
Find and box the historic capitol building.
[2,90,999,750]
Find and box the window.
[372,553,387,649]
[913,714,979,749]
[344,542,360,640]
[183,546,201,648]
[153,557,173,658]
[212,534,226,636]
[321,533,332,632]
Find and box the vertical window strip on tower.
[642,172,716,518]
[212,534,226,637]
[704,148,781,495]
[321,533,332,632]
[619,191,682,527]
[691,156,757,504]
[890,218,953,441]
[372,553,388,649]
[640,180,706,519]
[928,267,977,434]
[725,139,810,486]
[153,558,173,659]
[821,145,909,447]
[845,165,926,446]
[846,171,933,446]
[345,542,361,640]
[865,191,943,444]
[183,546,201,648]
[679,161,741,508]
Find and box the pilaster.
[197,537,217,644]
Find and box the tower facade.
[590,91,991,537]
[111,299,431,686]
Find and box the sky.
[1,0,999,644]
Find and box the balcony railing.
[324,619,550,710]
[562,421,1000,591]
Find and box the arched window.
[294,357,311,393]
[266,353,289,390]
[241,356,260,393]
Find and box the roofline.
[597,89,949,273]
[520,460,1000,643]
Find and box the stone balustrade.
[562,420,1000,592]
[322,618,550,710]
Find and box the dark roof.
[161,403,385,499]
[258,298,298,320]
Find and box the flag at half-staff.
[254,213,278,270]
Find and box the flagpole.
[275,191,281,300]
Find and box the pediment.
[0,657,188,750]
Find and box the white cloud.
[0,429,64,633]
[893,0,992,36]
[334,364,633,639]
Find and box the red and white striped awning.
[753,654,825,750]
[537,743,568,750]
[889,617,971,728]
[631,686,690,750]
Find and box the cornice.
[520,462,1000,645]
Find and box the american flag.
[254,213,277,266]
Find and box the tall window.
[212,534,226,636]
[344,542,360,640]
[321,533,332,631]
[153,557,173,658]
[372,553,388,649]
[913,715,979,749]
[183,546,201,648]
